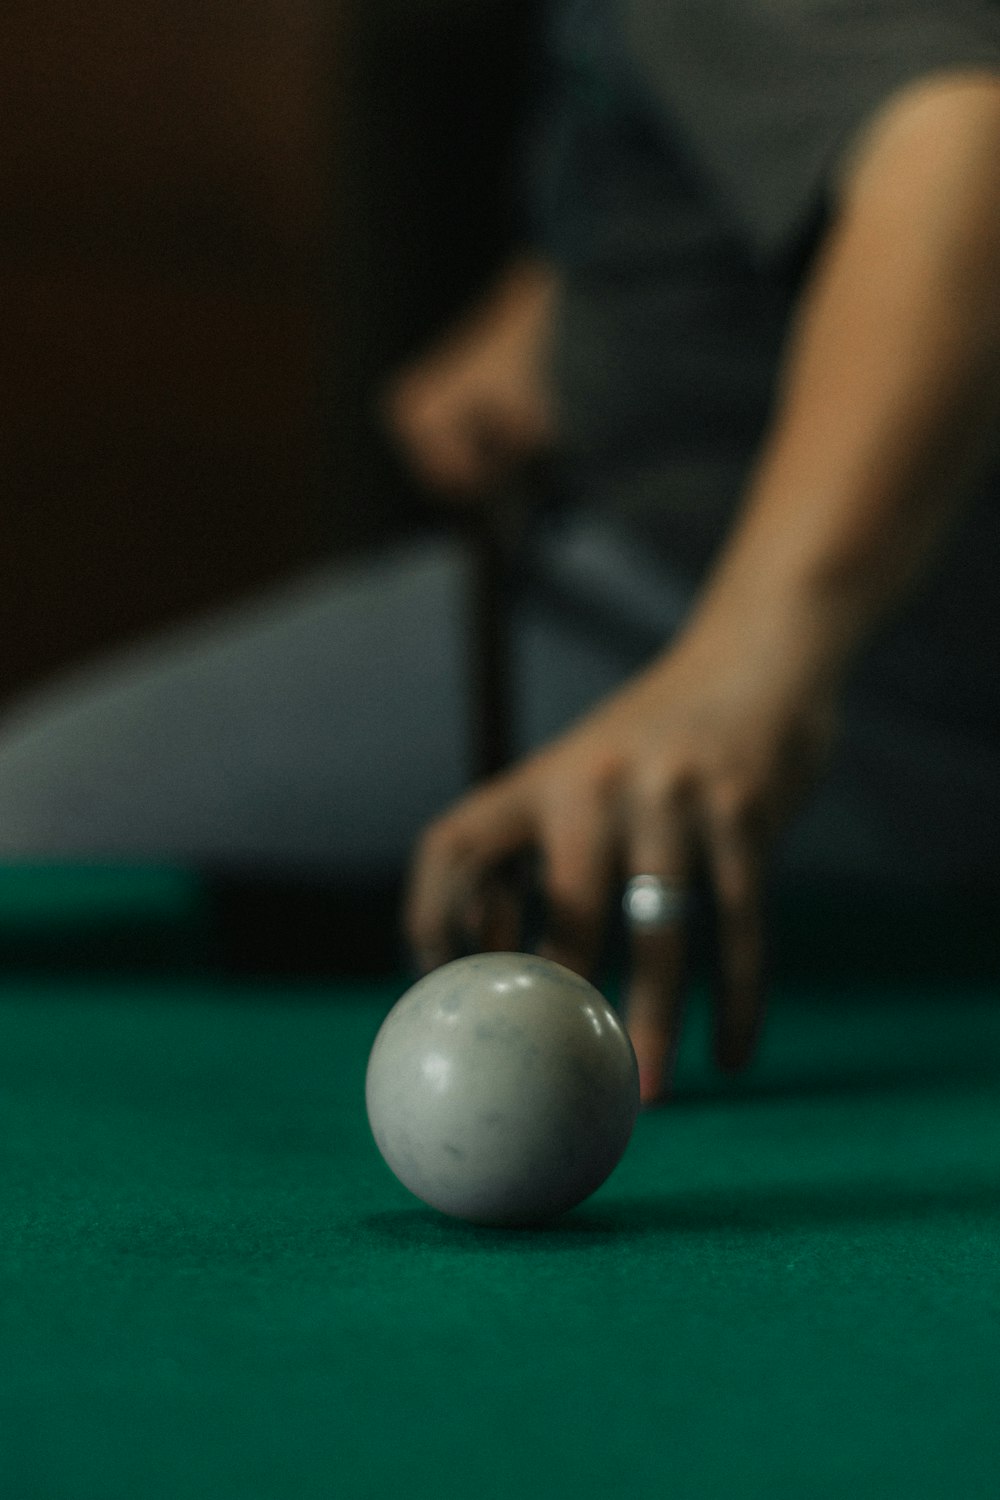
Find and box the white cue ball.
[366,952,640,1226]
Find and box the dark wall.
[2,1,337,706]
[3,0,538,708]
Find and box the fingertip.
[638,1065,667,1108]
[633,1044,675,1107]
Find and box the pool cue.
[467,480,532,783]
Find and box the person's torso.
[528,0,1000,733]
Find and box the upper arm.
[827,72,1000,342]
[838,71,1000,213]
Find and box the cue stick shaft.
[468,478,533,782]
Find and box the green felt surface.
[2,967,999,1499]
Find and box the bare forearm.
[689,75,1000,678]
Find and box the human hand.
[382,258,557,500]
[405,608,841,1104]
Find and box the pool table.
[0,865,998,1499]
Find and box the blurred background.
[5,2,994,981]
[3,0,539,711]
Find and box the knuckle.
[415,783,510,870]
[415,814,466,866]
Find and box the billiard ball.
[365,952,640,1226]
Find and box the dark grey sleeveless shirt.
[527,0,1000,733]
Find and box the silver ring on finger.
[622,874,689,931]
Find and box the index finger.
[404,783,533,971]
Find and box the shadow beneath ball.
[361,1205,635,1248]
[365,1172,1000,1248]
